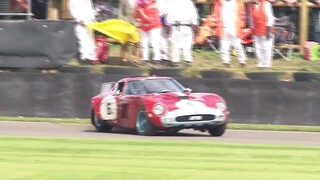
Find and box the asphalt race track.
[0,121,319,146]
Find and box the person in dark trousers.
[32,0,47,19]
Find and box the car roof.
[118,76,172,82]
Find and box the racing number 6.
[100,96,117,120]
[107,103,112,115]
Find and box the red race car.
[91,76,229,136]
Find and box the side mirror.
[183,88,192,93]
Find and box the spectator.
[10,0,27,13]
[166,0,199,67]
[119,0,137,25]
[32,0,47,20]
[93,0,115,64]
[248,0,275,69]
[155,0,171,62]
[133,0,162,65]
[10,0,28,19]
[68,0,99,65]
[119,0,140,62]
[212,0,247,68]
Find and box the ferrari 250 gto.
[91,76,229,136]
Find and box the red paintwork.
[91,76,229,131]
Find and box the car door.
[118,81,141,129]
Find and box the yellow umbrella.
[88,19,140,44]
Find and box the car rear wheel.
[208,123,227,136]
[136,108,157,136]
[91,110,113,132]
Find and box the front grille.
[175,114,215,122]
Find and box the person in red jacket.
[212,0,247,68]
[9,0,28,19]
[133,0,162,65]
[10,0,28,13]
[248,0,275,69]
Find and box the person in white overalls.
[69,0,98,65]
[166,0,199,67]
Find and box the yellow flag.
[88,19,140,44]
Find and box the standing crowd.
[213,0,275,69]
[68,0,275,69]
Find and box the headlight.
[216,101,226,111]
[153,104,166,115]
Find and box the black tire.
[201,70,234,79]
[245,72,286,81]
[59,66,92,73]
[104,66,142,76]
[149,68,182,77]
[208,123,227,136]
[293,72,320,82]
[91,110,113,132]
[135,108,157,136]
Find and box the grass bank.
[74,44,320,79]
[1,116,320,132]
[0,136,319,180]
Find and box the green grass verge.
[0,116,90,124]
[1,116,320,132]
[0,136,319,180]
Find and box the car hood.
[142,92,198,110]
[153,92,189,101]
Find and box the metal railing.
[0,0,33,20]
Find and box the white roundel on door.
[100,95,117,120]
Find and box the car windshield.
[124,78,185,95]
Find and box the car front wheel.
[91,110,113,132]
[136,108,157,136]
[208,123,227,136]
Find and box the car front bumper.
[160,108,226,128]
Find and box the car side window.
[124,81,146,95]
[123,82,132,95]
[115,82,125,95]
